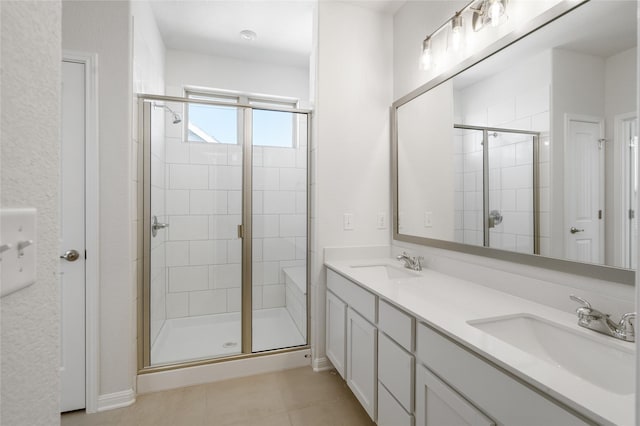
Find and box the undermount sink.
[350,264,420,279]
[468,314,634,395]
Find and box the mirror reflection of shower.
[154,102,182,124]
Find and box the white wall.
[62,0,135,403]
[165,50,309,102]
[312,1,393,367]
[1,1,61,425]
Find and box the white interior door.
[565,117,604,263]
[60,60,86,412]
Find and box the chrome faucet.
[570,295,635,342]
[396,252,424,271]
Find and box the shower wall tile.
[189,240,227,265]
[263,191,296,214]
[170,164,208,189]
[279,215,306,237]
[262,284,286,309]
[227,239,241,264]
[253,215,280,238]
[190,190,227,215]
[210,215,241,240]
[169,265,209,292]
[210,264,241,289]
[227,191,242,215]
[190,143,228,165]
[253,168,280,190]
[169,215,209,241]
[166,138,189,164]
[189,290,227,316]
[228,145,242,166]
[227,288,241,312]
[166,190,189,215]
[166,241,189,267]
[263,238,296,261]
[264,147,296,168]
[209,165,242,190]
[166,292,189,319]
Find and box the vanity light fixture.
[420,36,433,70]
[420,0,508,72]
[451,12,464,51]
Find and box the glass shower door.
[145,99,244,366]
[251,108,308,352]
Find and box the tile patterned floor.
[61,367,375,426]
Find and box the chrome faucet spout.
[396,252,423,271]
[570,295,635,342]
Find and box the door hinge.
[237,224,244,239]
[630,209,635,220]
[598,210,602,220]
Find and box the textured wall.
[1,1,62,425]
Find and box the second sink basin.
[468,314,634,395]
[350,264,419,279]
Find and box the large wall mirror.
[392,0,636,284]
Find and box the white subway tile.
[228,145,243,166]
[516,188,533,212]
[190,240,227,265]
[253,261,280,285]
[253,168,279,190]
[280,168,306,191]
[516,235,534,254]
[296,149,307,169]
[264,191,295,214]
[516,86,549,119]
[227,191,242,215]
[515,140,533,165]
[166,138,189,164]
[280,215,306,237]
[487,99,515,126]
[210,215,241,239]
[295,237,307,260]
[501,233,516,250]
[189,290,227,316]
[166,292,189,319]
[254,215,280,238]
[210,264,241,289]
[151,187,165,217]
[499,144,516,168]
[253,286,263,309]
[190,190,227,215]
[169,215,208,241]
[501,165,532,189]
[227,239,241,264]
[263,147,296,168]
[263,238,296,261]
[168,266,208,292]
[170,164,208,189]
[253,191,264,214]
[253,147,264,167]
[463,172,476,192]
[503,212,533,235]
[190,143,227,165]
[253,239,263,262]
[166,190,189,215]
[502,189,516,211]
[463,192,476,211]
[262,284,286,308]
[209,165,242,190]
[532,111,550,132]
[227,288,241,312]
[166,241,189,267]
[539,161,550,188]
[151,156,165,188]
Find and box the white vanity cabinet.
[415,323,591,426]
[326,269,378,421]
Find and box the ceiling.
[149,0,405,68]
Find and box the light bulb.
[420,37,432,70]
[488,0,504,27]
[451,14,463,51]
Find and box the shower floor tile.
[151,307,305,366]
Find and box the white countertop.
[325,258,635,426]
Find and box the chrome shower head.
[154,103,182,124]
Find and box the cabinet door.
[416,365,495,426]
[326,291,347,378]
[346,307,377,421]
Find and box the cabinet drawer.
[378,332,414,412]
[379,299,414,351]
[416,323,589,426]
[327,269,376,323]
[378,382,414,426]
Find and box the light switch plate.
[1,208,37,297]
[377,212,387,229]
[343,213,354,230]
[424,211,433,228]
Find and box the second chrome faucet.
[570,295,635,342]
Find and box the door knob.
[152,215,169,237]
[60,249,80,262]
[570,227,585,234]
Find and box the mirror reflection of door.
[564,115,604,263]
[623,117,638,269]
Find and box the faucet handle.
[570,295,592,309]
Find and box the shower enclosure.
[139,95,310,369]
[453,124,540,254]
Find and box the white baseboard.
[97,389,136,412]
[137,348,311,394]
[312,356,333,372]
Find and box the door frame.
[563,113,605,262]
[613,112,637,268]
[62,51,100,413]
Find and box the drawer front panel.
[327,269,376,323]
[378,382,413,426]
[416,323,589,426]
[379,299,414,351]
[378,332,414,412]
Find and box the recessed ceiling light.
[239,30,257,41]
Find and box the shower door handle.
[152,215,169,237]
[570,227,584,234]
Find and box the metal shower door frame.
[138,94,312,373]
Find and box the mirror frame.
[391,0,634,285]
